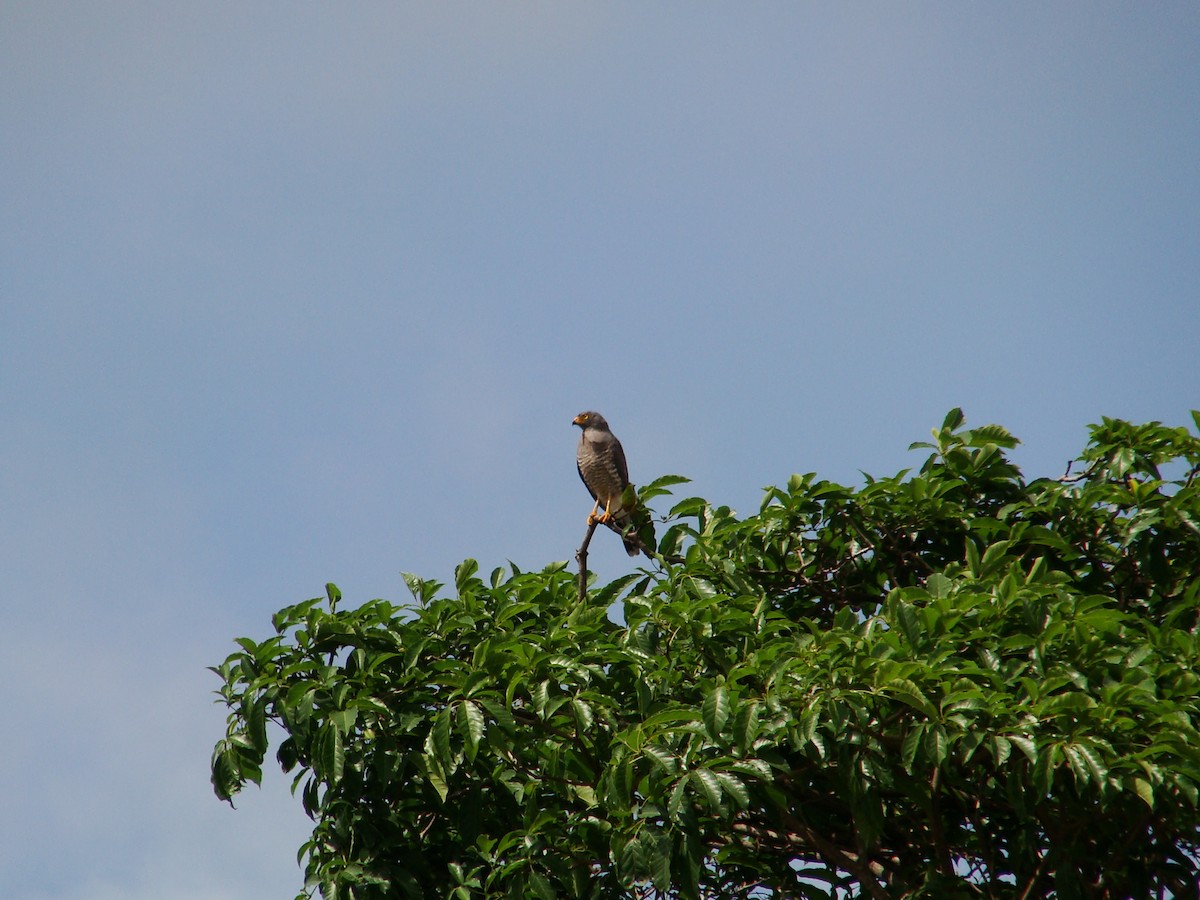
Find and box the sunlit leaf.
[702,684,731,739]
[318,724,344,785]
[692,768,723,810]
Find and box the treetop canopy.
[212,410,1200,899]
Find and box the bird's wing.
[611,435,631,487]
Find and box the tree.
[211,411,1200,899]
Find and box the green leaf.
[964,539,981,577]
[733,700,761,750]
[642,708,702,731]
[643,744,678,774]
[715,771,750,808]
[424,757,449,802]
[572,697,594,732]
[478,698,516,733]
[732,758,772,780]
[318,724,345,784]
[1008,734,1038,764]
[459,700,484,760]
[1063,744,1092,788]
[925,572,953,599]
[454,558,479,596]
[649,830,673,891]
[668,496,709,519]
[833,606,859,630]
[528,872,555,900]
[980,540,1013,575]
[329,707,357,734]
[430,706,454,770]
[926,726,948,767]
[692,768,723,810]
[324,582,342,609]
[618,835,646,883]
[1132,777,1155,809]
[668,775,690,820]
[901,725,925,774]
[246,698,268,753]
[702,685,731,739]
[1032,743,1062,796]
[1112,446,1135,476]
[640,474,691,503]
[211,742,242,802]
[992,735,1012,766]
[884,679,937,718]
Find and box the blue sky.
[2,4,1198,897]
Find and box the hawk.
[573,411,644,556]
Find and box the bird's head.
[572,411,608,431]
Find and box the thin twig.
[1016,850,1050,900]
[576,519,599,602]
[929,765,954,878]
[1058,459,1102,483]
[758,810,890,900]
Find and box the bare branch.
[929,765,954,878]
[1016,850,1051,900]
[740,810,891,900]
[1058,458,1102,483]
[576,519,599,602]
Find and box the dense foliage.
[212,411,1200,899]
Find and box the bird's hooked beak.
[572,412,589,427]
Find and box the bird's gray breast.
[578,433,627,504]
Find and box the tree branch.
[1016,850,1051,900]
[929,765,954,879]
[576,519,599,602]
[744,809,890,900]
[1057,458,1102,483]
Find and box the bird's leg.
[597,497,616,524]
[586,499,602,525]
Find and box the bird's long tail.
[611,513,649,557]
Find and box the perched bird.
[573,410,641,556]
